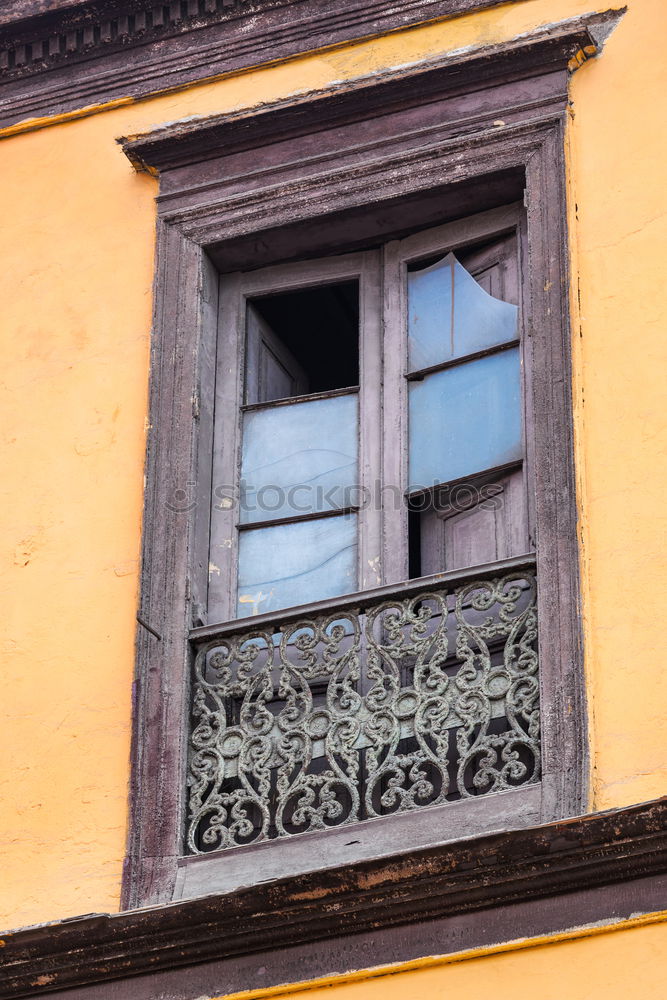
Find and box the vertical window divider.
[358,250,383,591]
[190,251,221,629]
[381,239,409,584]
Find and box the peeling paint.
[113,561,139,578]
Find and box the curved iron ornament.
[187,567,539,854]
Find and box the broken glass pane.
[408,252,518,371]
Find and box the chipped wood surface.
[0,799,665,998]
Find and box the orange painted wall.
[215,918,667,1000]
[1,0,666,932]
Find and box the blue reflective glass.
[240,393,358,525]
[408,347,522,488]
[408,253,518,371]
[237,513,357,617]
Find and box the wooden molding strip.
[190,553,536,642]
[217,909,667,1000]
[0,798,665,997]
[0,0,512,129]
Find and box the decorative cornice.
[0,0,516,81]
[0,0,291,76]
[0,3,626,132]
[120,15,610,175]
[115,12,622,256]
[0,798,665,998]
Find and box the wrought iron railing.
[186,556,539,855]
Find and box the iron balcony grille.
[186,555,540,855]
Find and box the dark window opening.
[408,508,422,579]
[245,280,359,404]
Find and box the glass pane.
[408,347,522,489]
[240,393,358,525]
[237,513,357,617]
[408,252,518,371]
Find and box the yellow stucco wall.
[215,917,667,1000]
[1,0,666,933]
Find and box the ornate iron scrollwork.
[187,567,539,854]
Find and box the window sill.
[175,783,541,900]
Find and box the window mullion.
[517,212,537,550]
[381,240,409,584]
[357,251,384,591]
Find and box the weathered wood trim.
[0,0,510,71]
[175,784,542,900]
[207,270,242,626]
[0,6,626,133]
[166,121,554,248]
[123,221,204,908]
[192,552,536,642]
[2,799,666,999]
[192,552,536,640]
[524,122,587,819]
[189,250,219,628]
[37,882,667,998]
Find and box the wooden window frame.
[119,21,613,909]
[176,208,542,901]
[209,250,383,624]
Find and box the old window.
[120,21,604,908]
[181,204,544,889]
[404,229,529,577]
